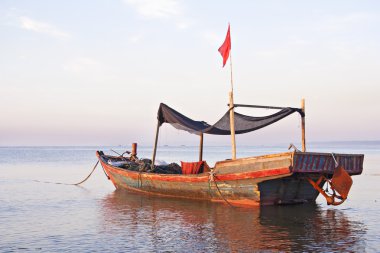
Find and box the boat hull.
[97,151,363,207]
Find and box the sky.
[1,0,379,147]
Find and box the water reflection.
[258,205,367,252]
[99,190,366,252]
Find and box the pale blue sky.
[1,0,379,146]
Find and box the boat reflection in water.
[99,190,366,252]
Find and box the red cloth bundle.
[181,161,206,175]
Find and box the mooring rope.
[72,161,99,185]
[208,170,234,207]
[33,160,99,185]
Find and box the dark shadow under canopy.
[157,103,303,136]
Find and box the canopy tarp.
[157,103,303,136]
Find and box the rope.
[331,153,339,168]
[207,170,215,197]
[101,163,110,180]
[33,161,99,185]
[208,170,234,207]
[73,161,99,185]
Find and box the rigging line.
[33,161,99,186]
[110,149,128,161]
[110,149,122,156]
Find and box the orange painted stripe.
[215,167,291,181]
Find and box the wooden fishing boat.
[97,102,364,207]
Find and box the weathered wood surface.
[292,152,364,175]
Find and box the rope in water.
[33,160,99,185]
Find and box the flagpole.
[219,23,236,160]
[229,50,237,160]
[230,50,234,92]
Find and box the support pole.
[229,91,237,159]
[301,98,306,152]
[151,120,160,169]
[199,133,204,161]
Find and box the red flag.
[218,24,231,67]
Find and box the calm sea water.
[0,143,379,252]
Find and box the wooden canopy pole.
[301,98,306,152]
[228,49,237,160]
[229,91,237,159]
[199,133,204,161]
[151,120,160,169]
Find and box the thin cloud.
[287,36,311,46]
[255,50,279,58]
[128,34,143,43]
[19,16,70,39]
[63,57,100,73]
[317,12,375,33]
[202,31,221,47]
[176,20,192,30]
[124,0,182,19]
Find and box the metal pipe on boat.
[229,104,288,110]
[227,104,303,115]
[132,143,137,157]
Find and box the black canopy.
[157,103,303,136]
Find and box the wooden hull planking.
[97,151,363,207]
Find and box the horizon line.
[1,140,380,148]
